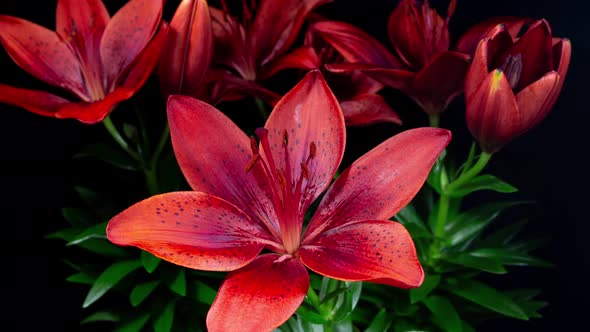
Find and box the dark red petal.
[55,87,134,124]
[107,192,270,271]
[0,84,72,117]
[300,220,423,288]
[496,19,553,91]
[56,0,109,74]
[312,21,402,68]
[207,254,309,332]
[259,47,322,80]
[514,71,559,132]
[100,0,163,88]
[410,51,471,114]
[0,15,86,98]
[159,0,213,96]
[455,16,534,55]
[265,70,346,210]
[204,69,281,105]
[167,95,281,238]
[304,127,450,240]
[340,93,402,126]
[543,38,572,112]
[251,0,331,66]
[465,70,520,153]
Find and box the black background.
[1,0,588,331]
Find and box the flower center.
[246,127,316,254]
[498,53,522,90]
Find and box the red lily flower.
[205,0,331,105]
[464,20,571,153]
[456,16,536,55]
[158,0,213,99]
[315,0,471,115]
[0,0,167,124]
[262,17,402,127]
[107,70,450,331]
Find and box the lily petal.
[304,127,450,240]
[326,63,415,92]
[455,16,534,55]
[515,71,559,131]
[107,192,270,271]
[167,95,281,239]
[340,93,402,126]
[410,51,471,114]
[264,70,346,210]
[260,47,322,80]
[100,0,163,89]
[466,70,520,153]
[56,0,109,73]
[207,254,309,332]
[0,15,86,98]
[251,0,331,66]
[312,21,402,68]
[54,87,134,124]
[205,69,281,105]
[300,220,423,288]
[159,0,213,97]
[0,84,72,117]
[544,38,571,112]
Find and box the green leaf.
[113,313,151,332]
[130,281,160,307]
[75,143,139,171]
[445,253,507,274]
[506,289,548,319]
[427,156,445,194]
[66,272,95,285]
[478,219,528,247]
[166,267,187,296]
[45,228,80,241]
[193,281,217,305]
[410,274,440,304]
[346,281,362,310]
[469,248,553,268]
[296,304,328,324]
[66,222,108,246]
[447,174,518,197]
[457,142,477,178]
[76,238,132,258]
[445,201,529,247]
[423,295,463,332]
[444,279,528,320]
[62,207,96,226]
[365,308,392,332]
[80,311,120,324]
[83,260,142,308]
[153,301,175,332]
[157,150,185,192]
[395,204,431,238]
[141,250,161,273]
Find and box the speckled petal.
[100,0,163,88]
[300,220,424,288]
[207,254,309,332]
[264,70,346,211]
[107,192,271,271]
[304,128,450,240]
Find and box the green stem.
[434,193,450,238]
[254,98,269,120]
[144,168,159,195]
[103,116,140,161]
[428,114,440,127]
[150,124,170,168]
[445,151,492,193]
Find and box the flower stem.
[428,114,440,127]
[150,124,170,168]
[103,116,140,161]
[445,151,492,194]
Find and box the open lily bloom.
[464,21,571,153]
[0,0,166,124]
[107,70,450,331]
[205,0,330,105]
[263,19,402,126]
[315,0,470,115]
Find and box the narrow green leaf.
[445,201,529,247]
[444,279,528,320]
[447,174,518,197]
[130,281,160,307]
[445,253,507,274]
[76,238,132,258]
[365,308,392,332]
[62,207,96,226]
[470,248,553,268]
[83,260,142,308]
[423,295,463,332]
[66,272,95,285]
[80,311,120,324]
[141,250,161,273]
[345,281,362,310]
[75,143,139,171]
[296,304,328,324]
[193,281,217,305]
[409,274,441,304]
[166,267,187,296]
[395,204,431,238]
[479,219,528,247]
[426,157,444,194]
[113,313,151,332]
[153,301,175,332]
[457,142,477,178]
[45,228,80,241]
[66,222,108,246]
